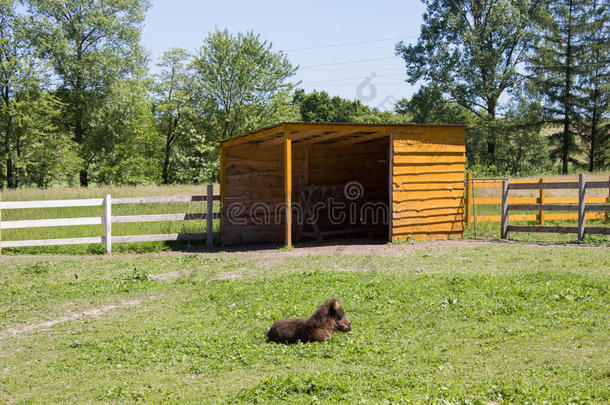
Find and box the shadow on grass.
[2,227,608,256]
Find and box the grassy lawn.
[1,244,608,403]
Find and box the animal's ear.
[332,300,340,311]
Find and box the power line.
[301,73,405,85]
[298,67,405,72]
[285,36,414,52]
[299,83,409,88]
[300,56,399,69]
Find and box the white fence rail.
[0,185,219,253]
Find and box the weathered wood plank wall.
[391,127,466,241]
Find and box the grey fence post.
[104,194,112,254]
[501,180,509,239]
[578,174,586,241]
[206,185,214,247]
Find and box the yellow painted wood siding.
[392,128,466,241]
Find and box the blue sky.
[141,0,427,110]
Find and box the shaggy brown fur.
[266,299,352,344]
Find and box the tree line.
[1,0,608,189]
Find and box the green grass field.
[0,244,608,403]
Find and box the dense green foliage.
[396,0,543,166]
[1,245,608,402]
[394,85,474,125]
[0,0,80,188]
[528,0,584,174]
[27,0,151,186]
[399,0,609,176]
[294,89,407,124]
[0,0,608,188]
[153,48,197,184]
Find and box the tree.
[496,99,552,175]
[1,0,31,188]
[167,91,301,185]
[188,30,297,182]
[293,89,388,123]
[153,48,196,184]
[396,0,542,165]
[14,94,81,188]
[28,0,150,186]
[92,77,159,185]
[1,0,77,188]
[193,29,297,143]
[394,85,473,124]
[574,0,609,172]
[527,0,586,174]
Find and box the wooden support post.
[219,146,226,246]
[206,184,214,247]
[284,132,293,248]
[501,180,509,239]
[539,177,545,225]
[578,173,586,241]
[104,194,112,254]
[303,147,310,186]
[465,172,472,225]
[388,133,394,242]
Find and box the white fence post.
[206,185,214,247]
[104,194,112,254]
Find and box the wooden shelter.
[220,122,467,246]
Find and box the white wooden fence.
[0,185,219,254]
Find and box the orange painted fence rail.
[498,174,610,241]
[464,173,610,225]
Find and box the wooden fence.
[500,174,610,240]
[465,173,610,225]
[0,185,219,254]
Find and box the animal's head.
[327,299,352,332]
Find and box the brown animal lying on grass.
[266,299,352,344]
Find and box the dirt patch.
[1,239,606,263]
[246,239,500,260]
[0,296,159,339]
[209,271,243,281]
[150,271,181,281]
[336,266,377,272]
[240,239,610,267]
